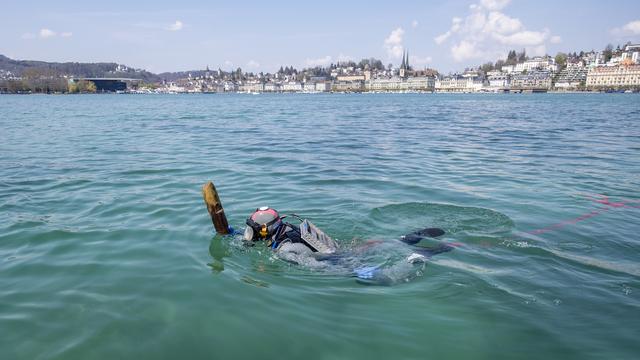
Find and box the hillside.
[0,55,160,82]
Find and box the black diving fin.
[400,227,445,245]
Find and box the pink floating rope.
[527,194,639,236]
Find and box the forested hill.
[0,55,159,82]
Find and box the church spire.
[406,50,409,70]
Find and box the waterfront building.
[223,81,237,92]
[302,82,316,92]
[282,81,303,92]
[367,76,434,92]
[240,81,264,92]
[435,76,465,92]
[586,65,640,88]
[555,65,588,89]
[436,71,485,92]
[332,80,364,92]
[264,82,281,92]
[435,75,476,92]
[369,77,403,91]
[405,76,435,91]
[213,83,225,93]
[336,74,366,82]
[486,70,510,89]
[315,82,331,92]
[510,70,552,90]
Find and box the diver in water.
[242,206,453,284]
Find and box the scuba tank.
[299,219,338,254]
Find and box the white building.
[586,65,640,88]
[405,76,435,91]
[332,81,364,92]
[435,75,483,92]
[368,76,435,91]
[555,67,588,89]
[282,81,303,92]
[315,82,331,92]
[622,44,640,64]
[510,70,552,89]
[240,82,264,92]
[514,57,558,73]
[501,65,515,73]
[486,71,510,88]
[369,77,404,91]
[302,82,317,92]
[264,82,281,92]
[223,81,237,92]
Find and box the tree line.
[0,68,98,93]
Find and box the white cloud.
[494,30,548,46]
[435,1,559,63]
[168,20,183,31]
[384,27,405,59]
[480,0,511,11]
[623,20,640,34]
[435,31,451,45]
[612,20,640,35]
[246,60,260,68]
[224,60,233,67]
[22,28,72,40]
[412,20,419,28]
[485,11,522,34]
[451,17,463,31]
[452,41,478,62]
[305,56,332,67]
[435,17,462,44]
[39,28,56,38]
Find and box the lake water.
[1,93,639,359]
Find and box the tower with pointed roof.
[400,50,410,78]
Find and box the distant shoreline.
[2,90,637,95]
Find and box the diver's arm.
[399,227,445,245]
[400,227,452,257]
[413,243,454,257]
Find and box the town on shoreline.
[1,43,639,95]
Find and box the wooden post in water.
[202,181,230,235]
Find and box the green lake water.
[1,93,639,359]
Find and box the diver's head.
[244,206,282,241]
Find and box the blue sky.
[1,0,639,73]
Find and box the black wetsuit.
[266,222,306,251]
[264,221,453,257]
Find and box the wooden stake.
[202,181,230,235]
